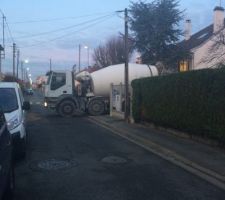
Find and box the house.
[179,6,225,71]
[36,75,47,87]
[0,73,4,81]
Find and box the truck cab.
[44,71,74,109]
[45,71,73,98]
[44,70,105,117]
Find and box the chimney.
[213,6,225,33]
[184,19,192,40]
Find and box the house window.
[179,60,189,72]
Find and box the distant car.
[0,107,15,200]
[25,88,33,95]
[0,82,30,158]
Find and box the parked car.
[25,88,33,95]
[0,107,15,200]
[0,82,30,158]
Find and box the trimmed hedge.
[132,68,225,144]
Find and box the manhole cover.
[30,158,78,171]
[38,159,71,170]
[101,156,127,164]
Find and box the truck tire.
[58,100,76,117]
[88,99,105,116]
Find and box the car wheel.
[3,165,15,200]
[20,137,26,159]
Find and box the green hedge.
[132,68,225,144]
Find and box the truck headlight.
[7,115,21,131]
[44,102,48,107]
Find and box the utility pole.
[116,8,130,122]
[0,49,1,74]
[50,58,52,71]
[124,8,130,122]
[78,44,81,72]
[16,49,20,78]
[13,43,16,77]
[23,66,26,82]
[2,15,5,58]
[0,45,4,73]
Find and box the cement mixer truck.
[44,63,158,116]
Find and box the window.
[50,72,66,90]
[0,88,18,113]
[179,60,189,72]
[46,72,52,85]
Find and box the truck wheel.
[88,99,105,116]
[58,100,76,117]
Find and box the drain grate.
[30,158,78,171]
[101,156,127,164]
[38,159,71,170]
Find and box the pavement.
[88,114,225,191]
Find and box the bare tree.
[93,36,131,68]
[93,45,110,68]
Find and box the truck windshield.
[0,88,18,113]
[50,72,66,90]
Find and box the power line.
[9,12,114,24]
[5,19,15,43]
[20,14,116,48]
[20,13,116,48]
[14,13,115,39]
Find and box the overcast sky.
[0,0,222,79]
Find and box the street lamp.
[78,44,81,72]
[84,45,90,67]
[26,67,30,82]
[20,59,29,82]
[78,44,91,71]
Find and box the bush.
[132,68,225,144]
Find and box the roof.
[214,6,225,11]
[179,24,214,51]
[0,82,19,88]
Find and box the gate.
[110,83,134,122]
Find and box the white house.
[0,73,4,81]
[179,6,225,71]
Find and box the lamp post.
[26,67,30,82]
[78,44,90,71]
[21,59,29,82]
[84,45,90,67]
[78,44,81,72]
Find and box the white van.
[0,82,30,158]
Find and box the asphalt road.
[14,90,225,200]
